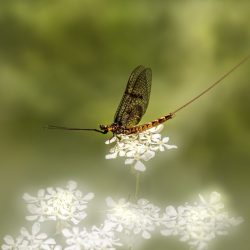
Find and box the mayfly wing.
[114,65,152,127]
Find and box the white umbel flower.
[105,125,177,171]
[23,181,94,225]
[62,221,121,250]
[160,192,243,250]
[2,223,61,250]
[105,197,161,239]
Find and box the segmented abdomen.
[122,113,175,135]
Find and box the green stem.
[135,172,140,200]
[129,170,140,250]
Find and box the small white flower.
[152,137,178,151]
[23,181,94,225]
[2,223,60,250]
[160,192,243,250]
[105,197,161,239]
[2,235,23,250]
[62,227,83,250]
[125,147,155,171]
[62,222,121,250]
[105,124,177,171]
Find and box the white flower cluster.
[23,181,94,225]
[1,181,242,250]
[160,192,243,250]
[106,197,160,239]
[2,222,61,250]
[105,125,177,171]
[62,222,121,250]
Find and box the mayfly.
[47,56,249,135]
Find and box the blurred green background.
[0,0,249,249]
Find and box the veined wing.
[114,65,152,127]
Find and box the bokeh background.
[0,0,249,249]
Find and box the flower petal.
[134,161,146,171]
[105,152,118,159]
[3,235,14,245]
[106,197,116,207]
[142,231,151,239]
[165,206,177,217]
[32,222,40,235]
[125,158,134,165]
[67,181,77,191]
[105,137,117,144]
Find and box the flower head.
[62,221,121,250]
[2,223,61,250]
[105,197,161,239]
[23,181,94,225]
[105,125,177,171]
[160,192,243,250]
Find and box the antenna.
[172,55,250,115]
[45,125,105,134]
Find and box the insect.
[47,56,249,135]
